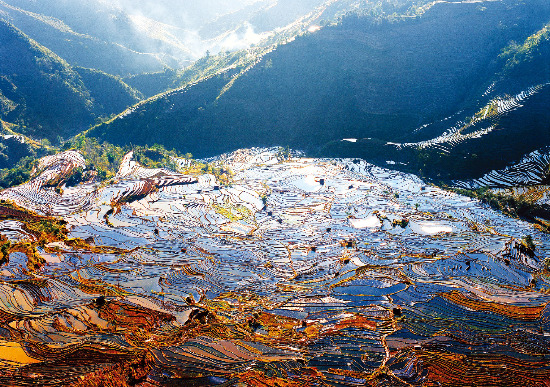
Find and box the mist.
[108,0,263,29]
[1,0,333,67]
[102,0,271,59]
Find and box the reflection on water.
[0,148,549,386]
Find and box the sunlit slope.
[89,0,550,170]
[0,0,372,76]
[0,0,172,75]
[0,20,141,140]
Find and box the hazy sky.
[103,0,270,56]
[107,0,265,28]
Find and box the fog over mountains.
[0,0,351,73]
[0,0,549,183]
[2,1,550,386]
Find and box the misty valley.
[0,0,550,386]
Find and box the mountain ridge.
[89,0,550,184]
[0,19,141,141]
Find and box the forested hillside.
[0,0,370,76]
[89,0,550,182]
[1,0,549,183]
[0,0,170,75]
[2,3,550,384]
[0,20,141,140]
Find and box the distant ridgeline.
[0,0,401,164]
[0,0,549,186]
[0,20,141,141]
[88,0,550,184]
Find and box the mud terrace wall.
[0,148,549,386]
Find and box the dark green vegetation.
[1,0,550,193]
[0,0,372,77]
[73,67,143,119]
[65,136,127,181]
[0,0,177,75]
[0,133,233,189]
[61,136,195,182]
[64,137,232,185]
[89,0,550,183]
[0,128,45,170]
[0,156,38,189]
[123,50,252,99]
[0,0,394,170]
[0,20,94,139]
[0,20,141,141]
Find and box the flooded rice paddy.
[0,148,549,386]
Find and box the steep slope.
[73,67,143,118]
[0,20,94,140]
[341,18,550,183]
[0,20,141,142]
[123,0,426,98]
[89,0,550,175]
[0,0,177,74]
[0,0,371,77]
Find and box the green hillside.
[0,20,94,139]
[0,20,141,144]
[74,67,143,117]
[326,16,550,182]
[0,0,373,77]
[0,0,175,75]
[89,0,550,183]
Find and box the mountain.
[0,0,379,167]
[120,0,428,98]
[89,0,550,183]
[330,16,550,184]
[2,2,550,385]
[0,0,369,77]
[0,0,171,75]
[0,20,141,141]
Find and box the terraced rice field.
[0,148,549,386]
[398,83,549,155]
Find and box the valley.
[0,0,550,385]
